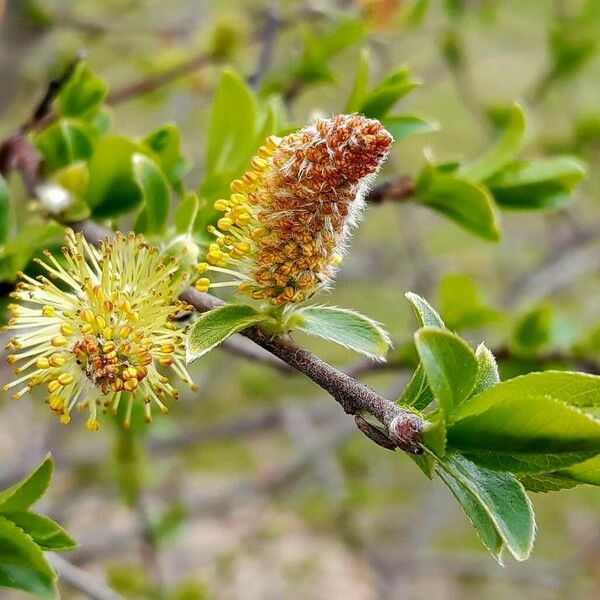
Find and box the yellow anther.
[123,378,138,392]
[60,323,74,336]
[160,343,175,353]
[238,282,253,293]
[81,323,94,335]
[103,327,113,340]
[230,179,246,193]
[103,341,116,353]
[6,355,17,364]
[36,357,50,369]
[48,380,61,393]
[159,356,174,366]
[86,418,100,432]
[95,315,107,329]
[58,373,74,386]
[81,309,95,323]
[113,378,124,392]
[235,213,252,227]
[257,145,271,159]
[214,199,229,211]
[195,278,210,292]
[42,306,55,317]
[230,193,246,205]
[251,156,268,171]
[48,396,64,411]
[60,414,71,425]
[196,262,209,274]
[218,218,233,231]
[119,325,133,338]
[51,336,68,347]
[49,354,65,367]
[266,135,282,150]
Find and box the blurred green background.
[3,0,600,597]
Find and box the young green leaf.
[405,292,446,328]
[3,512,76,551]
[0,175,10,244]
[414,328,478,420]
[86,136,145,218]
[556,454,600,486]
[186,305,271,363]
[57,62,107,119]
[205,69,258,177]
[34,120,94,173]
[0,517,57,600]
[397,363,434,411]
[381,115,438,142]
[293,305,391,360]
[436,452,536,562]
[0,456,53,513]
[461,103,526,182]
[132,154,170,236]
[416,170,501,241]
[486,156,586,211]
[359,68,419,119]
[344,48,370,112]
[518,473,581,494]
[143,124,188,189]
[471,343,500,397]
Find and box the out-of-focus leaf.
[174,193,200,235]
[486,156,586,211]
[345,48,370,112]
[57,62,108,119]
[0,175,10,244]
[132,154,170,236]
[462,103,526,182]
[381,115,438,142]
[293,305,391,359]
[359,68,419,119]
[143,124,188,190]
[34,120,94,173]
[0,456,53,512]
[510,304,555,356]
[416,167,501,241]
[86,136,145,217]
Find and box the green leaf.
[345,48,370,112]
[471,343,500,397]
[448,373,600,472]
[438,274,501,330]
[0,175,10,244]
[381,115,438,142]
[132,154,170,236]
[205,69,258,177]
[414,328,478,420]
[397,363,434,411]
[34,120,94,173]
[486,156,586,211]
[143,124,188,189]
[0,517,57,599]
[405,291,446,328]
[186,305,271,363]
[86,136,145,218]
[3,512,76,551]
[436,452,535,562]
[0,456,53,513]
[558,454,600,486]
[511,304,555,356]
[174,193,200,235]
[518,473,581,494]
[461,103,526,182]
[57,62,107,119]
[293,305,391,360]
[416,169,501,241]
[359,68,419,119]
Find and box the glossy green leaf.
[416,170,501,241]
[3,512,76,551]
[34,120,94,173]
[405,292,446,329]
[345,48,370,112]
[186,305,271,363]
[0,175,10,244]
[462,103,526,182]
[518,472,581,494]
[397,363,434,411]
[486,156,586,211]
[0,517,57,599]
[293,305,391,359]
[436,452,535,561]
[132,154,170,236]
[414,328,478,419]
[557,454,600,486]
[205,69,258,177]
[86,136,144,217]
[143,124,188,189]
[0,456,53,513]
[381,115,438,142]
[174,193,200,235]
[57,62,107,119]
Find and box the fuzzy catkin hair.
[201,114,393,305]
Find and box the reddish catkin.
[196,114,394,305]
